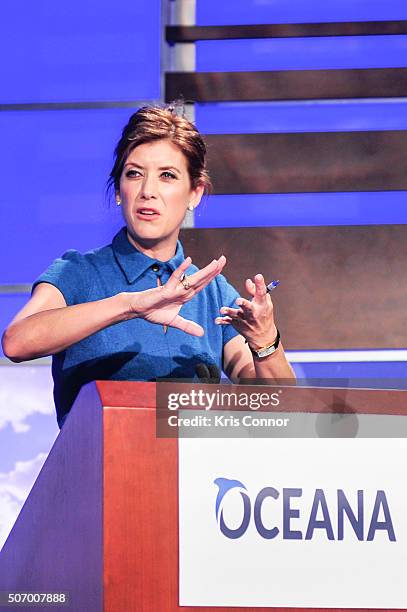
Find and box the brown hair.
[107,103,212,196]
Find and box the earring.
[116,199,121,206]
[187,204,194,211]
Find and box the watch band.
[247,329,280,359]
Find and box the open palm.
[127,255,226,336]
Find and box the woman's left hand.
[216,273,278,348]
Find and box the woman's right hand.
[2,256,226,362]
[125,255,226,336]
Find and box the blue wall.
[0,2,161,103]
[197,36,407,72]
[197,0,407,25]
[0,0,162,355]
[194,3,407,232]
[194,0,407,371]
[0,109,131,284]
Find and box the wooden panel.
[205,130,407,194]
[102,397,275,612]
[103,402,179,612]
[157,382,407,416]
[103,382,406,611]
[0,382,103,611]
[180,225,407,350]
[165,68,407,102]
[204,131,407,194]
[1,378,405,612]
[167,21,407,42]
[97,379,156,408]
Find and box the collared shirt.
[33,227,240,427]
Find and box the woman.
[2,104,295,427]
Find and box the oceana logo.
[214,477,396,542]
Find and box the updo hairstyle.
[107,103,212,196]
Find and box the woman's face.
[117,139,203,255]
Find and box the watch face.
[250,329,280,358]
[257,345,277,358]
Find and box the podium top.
[94,380,407,416]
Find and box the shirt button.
[152,264,160,272]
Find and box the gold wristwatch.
[248,329,280,359]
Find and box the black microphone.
[195,363,221,384]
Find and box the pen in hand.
[266,280,280,294]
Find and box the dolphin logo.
[214,477,251,539]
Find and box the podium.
[0,381,406,611]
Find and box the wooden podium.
[0,381,406,612]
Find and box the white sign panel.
[179,437,407,608]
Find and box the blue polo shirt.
[33,227,240,427]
